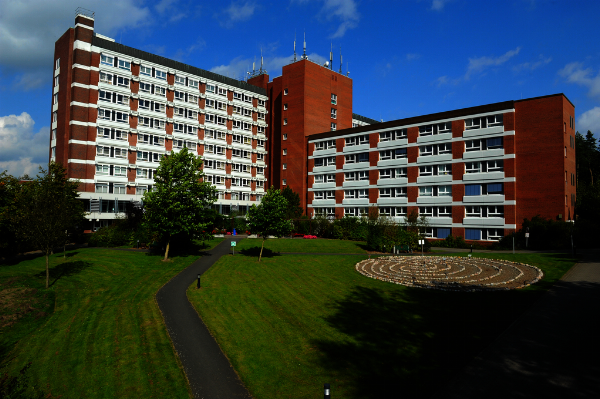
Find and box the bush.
[88,220,131,247]
[496,216,573,250]
[366,217,422,252]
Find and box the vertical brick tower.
[249,58,352,210]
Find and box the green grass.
[0,246,207,398]
[188,251,577,399]
[235,238,367,254]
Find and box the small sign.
[231,241,237,247]
[525,233,530,238]
[418,240,424,245]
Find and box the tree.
[280,186,303,219]
[10,163,85,288]
[404,209,429,237]
[0,172,22,257]
[142,147,217,260]
[247,187,291,261]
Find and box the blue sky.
[1,0,600,176]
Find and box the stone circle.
[356,256,544,291]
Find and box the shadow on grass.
[355,243,370,252]
[35,260,92,287]
[239,246,281,258]
[63,251,79,258]
[310,284,556,398]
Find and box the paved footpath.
[433,250,600,399]
[156,237,252,399]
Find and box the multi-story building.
[50,11,576,241]
[306,94,577,241]
[51,11,269,230]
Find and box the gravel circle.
[356,256,543,291]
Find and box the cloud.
[155,0,177,14]
[0,112,49,177]
[577,107,600,135]
[406,53,421,61]
[431,0,450,11]
[321,0,360,38]
[173,39,207,62]
[465,47,521,79]
[0,0,151,90]
[513,55,552,72]
[558,62,600,98]
[211,52,328,80]
[219,1,256,28]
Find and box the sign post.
[418,239,424,255]
[231,240,237,255]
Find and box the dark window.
[465,184,481,196]
[487,183,503,194]
[465,229,481,240]
[437,228,451,239]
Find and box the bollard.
[137,239,139,249]
[324,383,330,399]
[197,274,201,289]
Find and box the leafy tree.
[247,187,291,261]
[142,147,217,260]
[0,172,22,257]
[280,186,303,219]
[10,163,85,288]
[404,209,429,237]
[574,130,600,247]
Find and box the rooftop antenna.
[293,31,297,62]
[330,43,333,70]
[260,48,264,73]
[303,31,307,60]
[346,61,349,77]
[339,46,342,74]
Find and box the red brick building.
[50,11,576,240]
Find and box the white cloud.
[559,62,600,98]
[578,107,600,135]
[0,0,151,90]
[465,47,521,79]
[431,0,450,11]
[321,0,360,38]
[219,1,256,28]
[0,112,49,177]
[513,55,552,72]
[173,39,207,62]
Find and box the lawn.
[0,242,222,398]
[187,250,577,399]
[234,238,368,254]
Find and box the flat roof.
[92,36,267,96]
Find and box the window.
[419,186,433,197]
[282,179,287,185]
[284,118,288,125]
[419,125,433,136]
[96,164,109,175]
[114,184,126,194]
[345,190,356,199]
[137,168,150,179]
[487,229,504,241]
[465,229,481,240]
[465,162,480,174]
[438,122,451,133]
[175,76,186,86]
[438,143,452,154]
[98,109,110,120]
[438,164,452,175]
[137,151,149,161]
[155,69,167,80]
[379,129,407,142]
[357,189,368,198]
[51,129,56,140]
[331,93,337,105]
[487,114,503,127]
[379,169,392,179]
[206,84,215,93]
[136,186,148,195]
[315,140,336,150]
[282,163,287,170]
[437,228,451,239]
[419,207,434,217]
[258,99,265,107]
[118,59,130,70]
[116,112,128,123]
[487,159,503,172]
[465,118,481,130]
[188,94,198,104]
[438,206,451,217]
[55,58,60,70]
[438,186,451,197]
[488,206,504,217]
[54,76,59,87]
[419,166,433,176]
[101,54,113,66]
[345,153,369,164]
[331,108,337,119]
[140,66,152,76]
[116,76,129,88]
[218,87,227,96]
[114,166,127,176]
[283,149,287,155]
[174,91,184,101]
[314,157,335,167]
[419,145,433,156]
[100,72,113,84]
[346,135,369,146]
[139,82,151,93]
[284,88,288,95]
[114,148,127,158]
[465,184,481,196]
[53,93,59,104]
[155,86,166,96]
[486,137,503,148]
[95,183,109,193]
[395,187,407,197]
[466,206,481,217]
[465,139,481,152]
[331,123,336,131]
[283,103,288,110]
[487,183,503,194]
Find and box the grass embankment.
[0,239,222,398]
[235,238,368,254]
[188,248,576,399]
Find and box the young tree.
[10,163,85,288]
[142,147,217,260]
[404,209,429,237]
[280,186,303,219]
[247,187,291,261]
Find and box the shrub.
[366,217,422,252]
[88,220,131,247]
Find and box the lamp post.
[324,383,330,399]
[197,273,201,289]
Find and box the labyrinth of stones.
[356,256,544,291]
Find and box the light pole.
[197,273,201,289]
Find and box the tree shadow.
[355,243,370,252]
[35,260,92,287]
[239,246,281,258]
[310,284,557,398]
[63,251,79,258]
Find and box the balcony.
[416,196,453,204]
[416,132,452,144]
[462,195,505,203]
[462,172,505,181]
[463,125,505,138]
[377,177,408,186]
[377,197,408,205]
[463,217,505,227]
[416,174,452,184]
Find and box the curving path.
[156,237,252,399]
